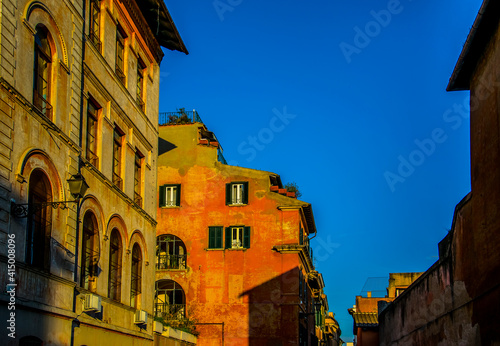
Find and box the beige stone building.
[0,0,186,344]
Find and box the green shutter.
[215,227,222,248]
[299,226,303,245]
[176,184,181,206]
[226,183,231,205]
[159,185,166,207]
[208,227,215,249]
[225,227,231,249]
[243,226,250,248]
[243,182,249,204]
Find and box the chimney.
[367,291,372,298]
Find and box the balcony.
[33,90,53,119]
[156,254,187,270]
[159,109,202,126]
[155,303,186,320]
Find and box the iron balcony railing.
[154,303,186,320]
[159,110,202,126]
[156,254,187,270]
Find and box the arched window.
[130,243,142,308]
[108,229,122,301]
[27,169,52,269]
[156,235,186,270]
[81,211,99,291]
[33,24,52,118]
[154,280,185,320]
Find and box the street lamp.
[11,174,89,218]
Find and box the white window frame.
[232,183,244,205]
[231,227,244,248]
[165,186,177,207]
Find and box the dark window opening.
[26,169,52,270]
[154,280,186,320]
[156,235,186,270]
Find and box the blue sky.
[159,0,483,341]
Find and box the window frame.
[130,243,142,308]
[136,58,146,111]
[108,229,122,302]
[33,25,53,119]
[225,226,250,249]
[225,181,249,206]
[115,25,127,84]
[81,211,99,291]
[86,98,100,167]
[156,235,187,270]
[159,184,181,207]
[134,150,144,207]
[154,280,186,320]
[89,0,102,51]
[112,127,124,189]
[26,169,52,270]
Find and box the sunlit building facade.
[155,112,330,345]
[0,0,186,344]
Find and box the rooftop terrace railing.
[159,109,228,165]
[159,109,202,126]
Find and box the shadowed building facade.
[379,1,500,345]
[155,113,332,345]
[0,0,186,344]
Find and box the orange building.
[155,111,326,345]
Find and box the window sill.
[227,203,247,207]
[206,248,224,251]
[226,248,247,251]
[161,205,181,209]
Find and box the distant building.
[324,312,342,346]
[379,1,500,345]
[155,111,331,345]
[0,0,186,344]
[348,273,422,346]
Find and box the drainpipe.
[71,0,86,345]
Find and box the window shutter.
[225,227,231,249]
[243,182,249,204]
[208,227,215,249]
[159,185,166,207]
[176,184,181,206]
[299,226,303,245]
[215,226,222,248]
[243,226,250,248]
[225,183,231,205]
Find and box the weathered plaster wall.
[157,124,315,345]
